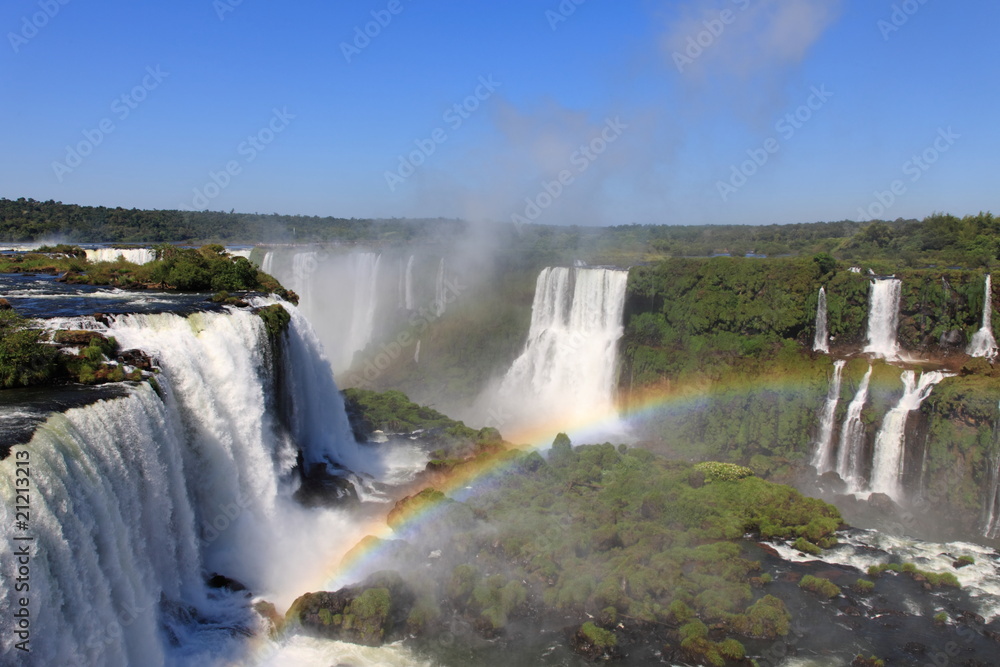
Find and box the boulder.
[0,298,12,310]
[54,330,108,347]
[285,571,415,647]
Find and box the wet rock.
[286,571,415,647]
[867,492,898,514]
[939,329,965,348]
[54,330,108,347]
[207,573,249,594]
[294,463,359,508]
[253,600,284,638]
[903,642,927,654]
[117,348,153,370]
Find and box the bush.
[0,310,58,388]
[799,575,839,599]
[853,579,875,594]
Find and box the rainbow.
[243,365,836,660]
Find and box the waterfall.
[813,288,830,354]
[836,365,873,490]
[404,256,415,311]
[493,267,629,437]
[433,259,446,316]
[811,359,846,473]
[0,306,370,664]
[264,251,384,374]
[869,370,949,502]
[261,251,274,275]
[864,278,902,359]
[968,275,997,358]
[983,402,1000,539]
[85,248,157,265]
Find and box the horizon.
[2,1,998,227]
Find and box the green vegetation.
[853,579,875,594]
[798,575,840,599]
[256,304,291,338]
[934,612,949,625]
[867,562,961,589]
[579,621,616,648]
[0,242,296,301]
[694,461,755,482]
[0,309,58,388]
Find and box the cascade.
[864,278,902,359]
[813,287,830,353]
[0,305,369,664]
[493,267,629,437]
[983,402,1000,539]
[263,251,384,374]
[968,275,997,358]
[85,248,157,265]
[811,359,846,473]
[404,255,415,311]
[434,258,446,316]
[868,370,949,502]
[836,365,873,490]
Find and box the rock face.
[53,330,109,347]
[293,463,359,508]
[285,572,416,647]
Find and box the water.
[491,267,629,441]
[84,248,157,265]
[869,370,949,502]
[968,274,997,358]
[812,287,829,354]
[0,274,227,319]
[983,401,1000,539]
[264,250,385,374]
[836,365,873,490]
[864,278,902,359]
[0,304,408,665]
[811,359,846,473]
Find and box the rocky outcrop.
[285,571,416,647]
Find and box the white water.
[869,370,949,502]
[491,267,629,440]
[983,401,1000,539]
[85,248,157,265]
[267,251,384,374]
[968,275,997,358]
[811,360,846,473]
[404,255,415,311]
[0,306,391,665]
[771,529,1000,622]
[864,278,902,359]
[434,258,446,316]
[836,365,873,490]
[812,287,829,353]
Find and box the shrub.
[799,575,839,599]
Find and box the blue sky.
[0,0,996,226]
